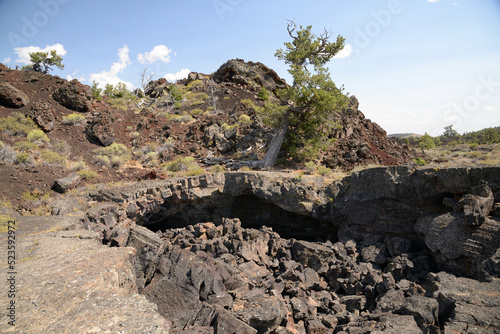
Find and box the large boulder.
[52,78,92,112]
[0,82,29,108]
[144,78,169,98]
[27,100,56,131]
[85,109,115,146]
[213,59,288,92]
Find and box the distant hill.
[388,133,422,139]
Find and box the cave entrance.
[144,194,337,242]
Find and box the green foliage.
[77,169,98,180]
[50,139,69,153]
[186,79,204,90]
[168,84,187,101]
[172,114,194,123]
[184,91,208,106]
[94,155,110,166]
[413,157,428,166]
[109,98,129,111]
[22,190,50,202]
[257,87,270,101]
[161,156,203,175]
[41,150,66,166]
[103,82,135,100]
[24,50,64,74]
[15,140,38,152]
[241,99,255,108]
[93,143,130,168]
[210,164,226,173]
[238,114,252,125]
[190,108,204,116]
[91,81,102,101]
[72,160,87,171]
[261,22,348,161]
[62,113,85,125]
[418,133,436,153]
[27,129,49,144]
[0,113,38,136]
[15,152,31,165]
[443,125,458,138]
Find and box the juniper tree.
[259,21,348,166]
[23,50,64,74]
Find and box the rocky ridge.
[2,166,499,333]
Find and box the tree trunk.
[260,122,289,168]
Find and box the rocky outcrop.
[145,78,169,98]
[213,59,288,93]
[323,96,416,169]
[85,108,115,146]
[27,100,56,131]
[52,78,92,112]
[0,82,29,108]
[52,172,82,193]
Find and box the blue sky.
[0,0,499,135]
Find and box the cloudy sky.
[0,0,499,135]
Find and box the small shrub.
[469,143,479,150]
[239,166,252,171]
[238,114,252,125]
[316,165,331,176]
[221,123,237,131]
[41,150,66,166]
[413,157,428,166]
[94,155,110,166]
[161,156,202,174]
[15,140,38,152]
[130,132,140,138]
[50,139,69,153]
[110,155,126,168]
[190,108,203,116]
[15,152,32,165]
[72,160,87,171]
[304,161,317,174]
[210,164,226,173]
[186,79,204,90]
[27,129,49,143]
[0,113,38,136]
[76,169,97,180]
[62,113,85,125]
[109,98,128,111]
[241,99,255,108]
[257,87,269,101]
[173,114,194,123]
[223,96,230,100]
[22,190,50,202]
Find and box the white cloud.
[14,43,67,64]
[427,0,440,2]
[89,45,133,89]
[138,45,172,64]
[482,105,500,113]
[3,57,11,64]
[453,2,458,5]
[333,44,352,59]
[164,68,191,82]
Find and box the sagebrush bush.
[0,113,37,136]
[62,113,85,125]
[238,114,252,125]
[94,155,110,166]
[72,160,87,171]
[41,150,66,166]
[15,152,32,165]
[257,87,270,101]
[15,141,38,152]
[77,169,98,180]
[161,156,203,175]
[27,129,49,144]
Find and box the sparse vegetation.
[15,141,38,153]
[161,156,204,175]
[62,113,85,125]
[238,114,252,125]
[93,143,130,168]
[15,152,32,165]
[27,129,49,144]
[72,160,87,171]
[77,169,98,180]
[41,150,66,166]
[0,113,38,136]
[257,87,270,101]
